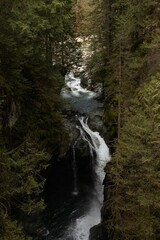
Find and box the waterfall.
[72,135,81,196]
[46,57,111,240]
[78,116,111,183]
[64,116,111,240]
[76,125,94,163]
[78,116,111,203]
[72,144,78,196]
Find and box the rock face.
[89,223,107,240]
[8,100,20,129]
[58,118,78,158]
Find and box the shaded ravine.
[44,71,111,240]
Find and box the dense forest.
[0,0,73,239]
[0,0,159,240]
[85,0,160,239]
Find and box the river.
[44,63,111,239]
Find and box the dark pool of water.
[43,151,95,239]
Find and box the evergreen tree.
[87,0,160,141]
[0,0,74,238]
[105,77,160,239]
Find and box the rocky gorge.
[43,44,111,239]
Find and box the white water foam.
[60,56,111,239]
[61,72,96,99]
[65,201,101,240]
[62,117,111,240]
[79,117,111,180]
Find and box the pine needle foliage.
[0,0,74,238]
[0,137,51,239]
[105,77,160,240]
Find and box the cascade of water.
[76,125,94,163]
[64,116,111,240]
[46,39,110,240]
[72,144,78,196]
[72,134,82,196]
[78,117,111,175]
[61,71,96,98]
[78,116,111,200]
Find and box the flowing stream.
[44,68,110,239]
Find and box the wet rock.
[58,118,79,158]
[8,100,21,129]
[89,223,106,240]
